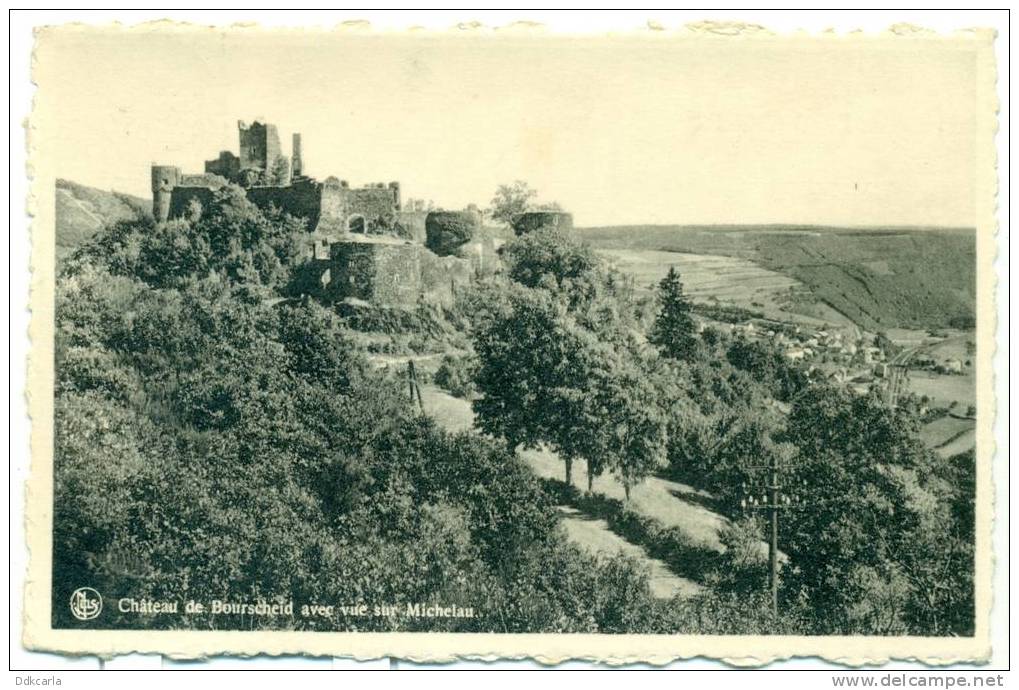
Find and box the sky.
[34,27,985,227]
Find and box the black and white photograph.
[14,13,1004,670]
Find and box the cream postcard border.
[22,23,999,665]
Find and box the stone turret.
[238,120,281,172]
[292,133,303,177]
[150,164,181,222]
[511,211,574,236]
[388,181,401,210]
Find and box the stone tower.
[150,164,181,222]
[238,120,281,171]
[292,133,303,178]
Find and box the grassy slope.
[580,225,976,332]
[419,383,724,597]
[55,179,150,259]
[920,415,977,458]
[558,506,702,599]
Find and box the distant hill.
[55,179,150,259]
[580,225,976,332]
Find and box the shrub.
[434,354,479,399]
[710,517,770,596]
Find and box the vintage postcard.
[23,22,998,665]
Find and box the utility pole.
[407,360,424,413]
[742,452,799,618]
[768,452,779,615]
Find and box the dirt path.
[418,384,720,597]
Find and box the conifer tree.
[649,267,698,361]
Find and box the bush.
[434,354,479,399]
[710,517,770,596]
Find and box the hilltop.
[53,180,977,335]
[55,179,150,259]
[579,224,976,332]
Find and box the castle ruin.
[151,120,497,308]
[152,120,402,236]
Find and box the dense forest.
[53,183,975,635]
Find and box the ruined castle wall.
[328,241,421,307]
[324,241,476,309]
[345,188,400,229]
[460,226,499,275]
[179,173,228,188]
[318,184,399,235]
[318,183,350,235]
[395,211,428,244]
[373,244,423,306]
[419,249,473,308]
[511,211,574,236]
[245,179,323,231]
[205,151,240,180]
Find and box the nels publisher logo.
[69,587,102,621]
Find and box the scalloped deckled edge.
[21,19,1000,668]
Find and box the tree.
[471,287,593,485]
[489,180,537,225]
[471,278,663,497]
[501,226,601,298]
[648,267,698,362]
[874,330,896,356]
[778,385,974,635]
[589,356,668,499]
[726,336,807,402]
[403,198,435,213]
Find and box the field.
[934,426,977,458]
[598,248,851,328]
[920,415,976,458]
[908,371,976,410]
[581,225,976,332]
[926,335,976,363]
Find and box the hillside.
[54,181,976,333]
[55,179,150,259]
[580,225,976,332]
